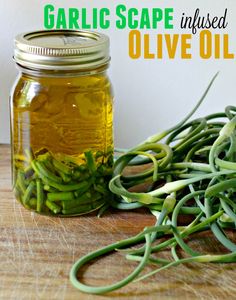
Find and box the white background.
[1,0,236,148]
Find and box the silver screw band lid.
[14,30,110,71]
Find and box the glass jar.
[10,30,113,216]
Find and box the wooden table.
[0,144,235,300]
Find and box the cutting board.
[0,145,236,300]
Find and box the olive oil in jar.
[11,30,114,216]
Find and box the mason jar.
[10,30,114,216]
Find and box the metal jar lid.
[14,30,110,71]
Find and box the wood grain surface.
[0,144,236,300]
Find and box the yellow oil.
[12,72,113,156]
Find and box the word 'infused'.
[181,8,228,34]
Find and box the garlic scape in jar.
[14,148,113,215]
[11,30,114,216]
